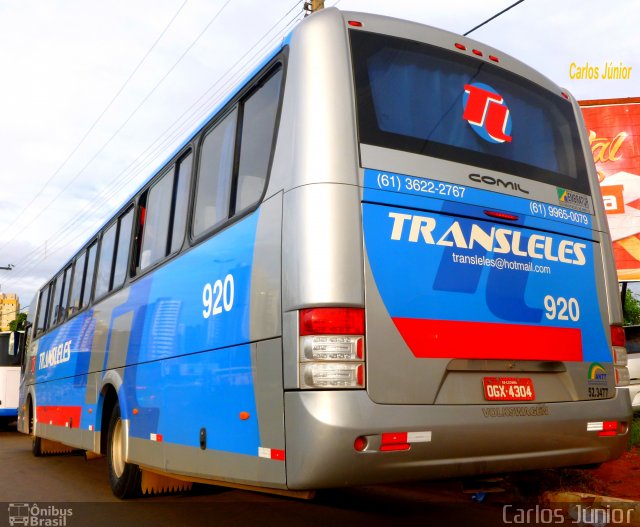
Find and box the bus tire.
[32,436,43,457]
[107,402,141,499]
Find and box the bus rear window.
[350,30,589,195]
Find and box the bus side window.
[47,273,64,329]
[140,168,174,271]
[67,251,86,317]
[59,264,72,324]
[82,241,98,307]
[35,286,50,337]
[94,223,117,300]
[170,153,192,253]
[112,207,134,289]
[234,68,282,213]
[94,207,134,298]
[193,109,237,238]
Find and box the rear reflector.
[300,308,365,336]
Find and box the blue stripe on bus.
[0,408,18,417]
[34,210,261,455]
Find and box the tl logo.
[463,82,513,144]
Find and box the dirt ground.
[589,447,640,501]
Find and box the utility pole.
[304,0,324,15]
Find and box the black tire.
[32,436,43,457]
[107,402,141,499]
[30,403,43,457]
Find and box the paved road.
[0,424,519,527]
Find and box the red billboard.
[581,98,640,281]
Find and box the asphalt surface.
[0,423,545,527]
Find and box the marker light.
[299,308,366,389]
[472,49,483,56]
[455,43,466,50]
[348,20,363,27]
[489,55,500,62]
[484,210,519,221]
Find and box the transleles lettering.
[388,212,586,266]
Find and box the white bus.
[0,332,21,426]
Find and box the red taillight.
[598,421,619,437]
[380,432,410,452]
[354,436,368,452]
[611,325,626,347]
[348,20,363,27]
[300,308,365,336]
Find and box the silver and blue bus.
[18,8,631,498]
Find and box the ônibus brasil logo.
[462,82,513,144]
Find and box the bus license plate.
[483,377,535,401]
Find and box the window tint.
[193,109,237,237]
[59,265,72,323]
[82,242,97,306]
[171,153,192,253]
[350,30,588,194]
[68,252,85,317]
[113,208,134,287]
[141,171,173,271]
[35,287,50,337]
[95,223,117,299]
[47,274,64,328]
[235,69,282,212]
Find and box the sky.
[0,0,638,311]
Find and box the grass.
[629,413,640,449]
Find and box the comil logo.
[463,82,513,144]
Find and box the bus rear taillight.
[299,308,365,389]
[611,325,629,386]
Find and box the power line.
[464,0,525,36]
[0,0,235,257]
[0,0,189,246]
[4,2,304,292]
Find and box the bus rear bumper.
[283,390,631,489]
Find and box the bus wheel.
[30,406,43,457]
[32,436,43,457]
[107,402,141,499]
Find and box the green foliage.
[629,415,640,449]
[8,312,27,332]
[624,289,640,326]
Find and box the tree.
[624,289,640,326]
[8,312,27,332]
